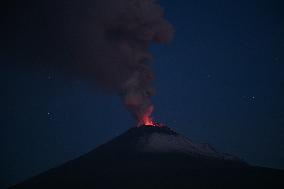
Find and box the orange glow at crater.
[142,116,155,126]
[138,109,163,127]
[138,106,163,127]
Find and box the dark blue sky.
[1,0,284,188]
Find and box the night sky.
[1,0,284,188]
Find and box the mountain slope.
[11,126,284,189]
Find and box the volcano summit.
[11,126,284,189]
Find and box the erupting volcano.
[6,0,284,188]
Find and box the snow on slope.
[137,129,240,161]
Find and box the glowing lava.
[141,116,155,126]
[138,106,163,127]
[139,117,162,127]
[141,119,163,127]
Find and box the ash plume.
[4,0,173,124]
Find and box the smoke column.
[3,0,173,125]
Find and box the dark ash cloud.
[3,0,173,124]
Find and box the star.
[242,95,256,102]
[47,112,54,120]
[47,74,53,80]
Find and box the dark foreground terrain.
[11,126,284,189]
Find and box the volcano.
[11,126,284,189]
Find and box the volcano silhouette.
[11,126,284,189]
